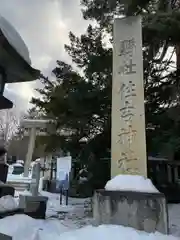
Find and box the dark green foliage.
[32,26,112,159]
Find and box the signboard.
[56,156,72,180]
[111,16,147,177]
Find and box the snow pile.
[16,160,24,165]
[56,225,177,240]
[0,195,18,212]
[0,215,177,240]
[0,214,37,239]
[20,190,32,196]
[0,214,69,240]
[105,175,158,193]
[0,16,31,64]
[11,163,23,167]
[7,174,32,183]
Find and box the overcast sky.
[0,0,89,112]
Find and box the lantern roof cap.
[0,16,40,83]
[0,16,31,65]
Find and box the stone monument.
[0,15,40,191]
[0,232,12,240]
[19,162,48,219]
[0,15,48,221]
[111,16,147,178]
[30,162,41,196]
[93,16,169,234]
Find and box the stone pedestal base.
[19,195,48,219]
[0,208,24,219]
[0,232,12,240]
[93,190,168,234]
[0,184,14,198]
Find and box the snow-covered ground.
[0,174,178,239]
[15,190,92,228]
[0,190,174,239]
[0,174,177,239]
[0,214,177,240]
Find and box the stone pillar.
[24,127,36,177]
[19,162,48,219]
[167,164,172,183]
[30,162,40,196]
[174,166,179,182]
[111,16,147,177]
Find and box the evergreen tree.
[32,27,112,159]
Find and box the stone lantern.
[0,15,40,109]
[0,15,40,182]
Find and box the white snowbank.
[105,175,159,193]
[20,190,32,196]
[57,225,177,240]
[0,214,69,240]
[0,195,18,212]
[0,16,31,64]
[11,163,23,167]
[7,174,32,183]
[16,160,24,165]
[0,215,177,240]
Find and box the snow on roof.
[21,119,51,128]
[105,175,159,193]
[35,158,41,162]
[0,16,31,64]
[148,156,168,161]
[23,119,50,123]
[7,174,31,183]
[11,163,23,167]
[16,160,24,164]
